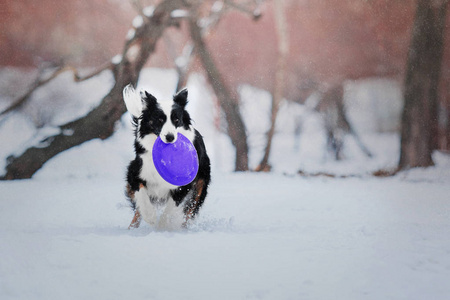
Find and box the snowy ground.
[1,163,450,300]
[1,68,450,299]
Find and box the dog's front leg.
[127,184,142,229]
[128,210,141,229]
[158,198,185,230]
[132,184,158,227]
[183,179,206,227]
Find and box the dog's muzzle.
[164,133,175,143]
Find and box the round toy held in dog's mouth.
[152,133,199,186]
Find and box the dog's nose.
[165,133,175,143]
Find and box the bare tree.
[188,12,250,171]
[256,0,289,171]
[398,0,449,170]
[292,81,372,161]
[1,0,186,180]
[164,1,263,171]
[185,1,262,171]
[319,84,372,160]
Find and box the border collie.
[123,84,210,229]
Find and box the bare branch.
[0,65,62,118]
[69,62,113,82]
[224,0,262,20]
[0,62,113,118]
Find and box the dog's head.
[123,84,191,144]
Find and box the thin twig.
[68,61,113,82]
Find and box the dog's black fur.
[123,85,210,228]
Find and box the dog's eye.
[174,118,180,125]
[159,118,164,123]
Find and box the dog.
[123,84,211,229]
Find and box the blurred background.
[0,0,449,179]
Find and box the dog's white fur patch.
[179,126,195,143]
[134,187,158,225]
[122,84,142,118]
[138,133,178,191]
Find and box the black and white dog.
[123,84,210,229]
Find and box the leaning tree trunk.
[1,0,185,180]
[188,15,249,171]
[398,0,448,170]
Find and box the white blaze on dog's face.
[159,99,178,144]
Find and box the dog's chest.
[140,152,176,196]
[136,128,196,199]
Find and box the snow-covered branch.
[0,62,113,118]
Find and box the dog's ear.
[173,88,188,108]
[123,84,143,118]
[143,91,158,109]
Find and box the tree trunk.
[1,0,185,180]
[316,84,373,160]
[188,16,249,171]
[446,106,450,151]
[398,0,448,170]
[256,0,289,172]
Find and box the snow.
[132,15,144,28]
[1,167,450,299]
[126,28,135,40]
[1,68,450,299]
[170,9,189,19]
[345,78,403,133]
[211,1,224,13]
[143,6,155,18]
[111,54,122,65]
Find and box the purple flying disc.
[152,133,199,186]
